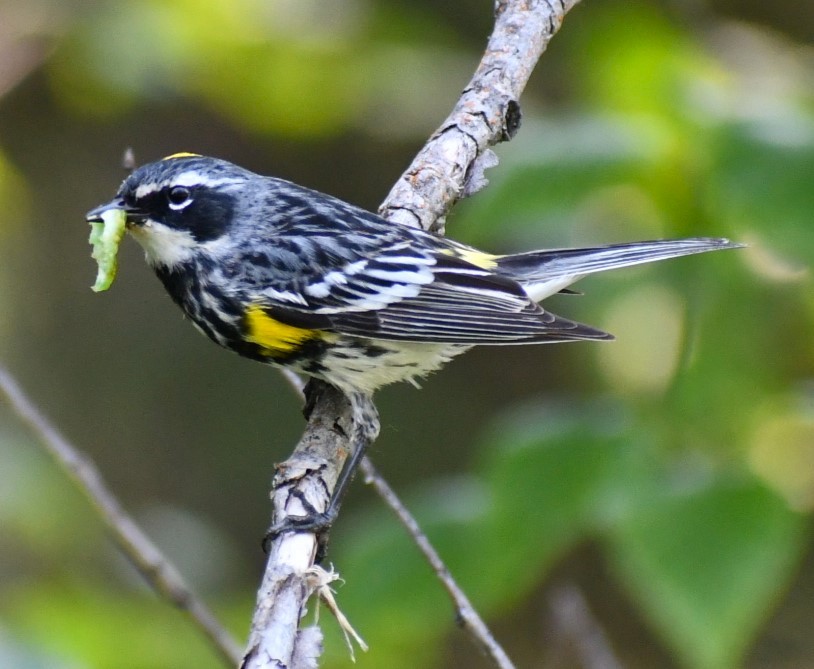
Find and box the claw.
[261,507,337,554]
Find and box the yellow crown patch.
[162,152,201,161]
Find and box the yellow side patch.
[162,152,201,161]
[244,305,321,356]
[442,245,499,269]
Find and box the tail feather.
[497,237,742,301]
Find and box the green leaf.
[324,401,635,667]
[4,580,233,669]
[607,479,807,669]
[462,401,635,607]
[709,122,814,259]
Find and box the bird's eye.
[167,186,192,209]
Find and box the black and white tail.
[496,237,742,302]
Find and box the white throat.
[128,220,199,268]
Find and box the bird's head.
[86,153,252,268]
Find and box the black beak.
[86,198,146,224]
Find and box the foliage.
[0,1,812,668]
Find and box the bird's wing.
[245,243,611,345]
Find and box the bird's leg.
[300,378,321,421]
[263,386,379,556]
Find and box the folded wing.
[249,248,611,345]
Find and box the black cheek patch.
[183,190,236,242]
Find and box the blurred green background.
[0,1,812,667]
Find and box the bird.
[86,153,740,396]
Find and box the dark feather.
[326,253,612,344]
[498,237,742,282]
[255,249,612,344]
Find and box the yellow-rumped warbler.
[86,153,740,395]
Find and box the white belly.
[296,338,471,394]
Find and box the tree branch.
[244,1,582,667]
[359,459,516,669]
[380,0,580,230]
[0,366,242,667]
[277,358,515,667]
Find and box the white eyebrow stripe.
[135,183,161,199]
[133,173,244,199]
[171,172,245,188]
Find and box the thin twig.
[0,366,243,667]
[360,459,516,669]
[246,1,582,666]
